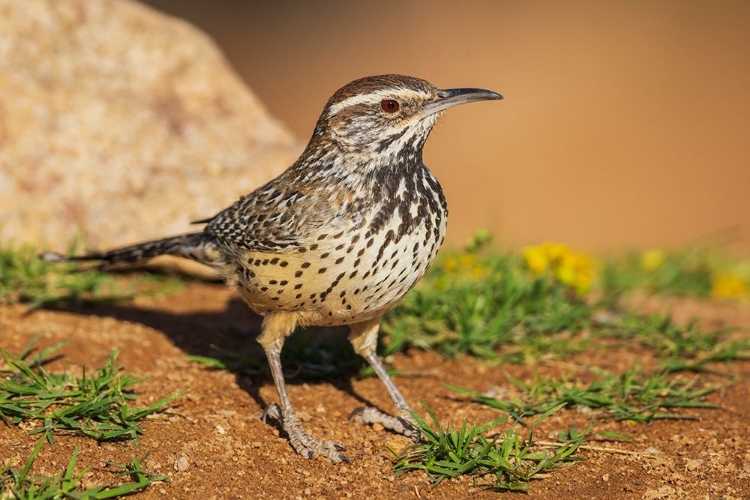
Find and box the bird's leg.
[258,313,350,463]
[348,317,421,442]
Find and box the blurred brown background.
[143,0,750,254]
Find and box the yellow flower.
[523,242,595,295]
[544,242,570,264]
[444,255,458,273]
[711,274,747,299]
[556,252,594,295]
[523,245,549,274]
[641,249,665,271]
[472,265,490,280]
[459,253,475,268]
[555,253,576,286]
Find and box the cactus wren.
[44,75,502,463]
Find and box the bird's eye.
[380,99,400,113]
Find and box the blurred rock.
[0,0,301,256]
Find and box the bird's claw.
[349,406,422,442]
[262,403,351,463]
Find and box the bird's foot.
[262,403,351,463]
[349,406,421,442]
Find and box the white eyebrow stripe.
[327,88,431,117]
[327,90,395,117]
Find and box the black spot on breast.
[301,262,311,269]
[295,270,304,278]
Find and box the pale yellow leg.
[259,313,350,463]
[348,317,421,441]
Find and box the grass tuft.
[383,251,594,361]
[0,340,184,443]
[0,437,169,499]
[383,243,749,366]
[608,312,750,369]
[0,341,180,498]
[448,367,722,424]
[0,245,184,307]
[391,401,586,492]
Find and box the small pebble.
[174,455,190,472]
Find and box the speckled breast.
[233,188,447,327]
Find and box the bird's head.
[305,74,502,168]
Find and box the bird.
[43,74,502,463]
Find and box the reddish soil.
[1,282,749,499]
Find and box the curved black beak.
[423,87,503,117]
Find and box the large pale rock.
[0,0,301,251]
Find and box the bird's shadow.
[39,282,384,419]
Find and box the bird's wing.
[202,178,336,253]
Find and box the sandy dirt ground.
[1,281,749,499]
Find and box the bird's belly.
[230,221,444,327]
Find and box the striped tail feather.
[41,232,217,269]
